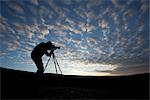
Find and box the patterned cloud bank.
[0,0,149,76]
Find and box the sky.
[0,0,149,76]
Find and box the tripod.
[44,52,62,75]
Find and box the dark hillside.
[1,67,149,99]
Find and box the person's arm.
[45,45,60,56]
[45,49,55,57]
[45,50,52,57]
[45,43,55,56]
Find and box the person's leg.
[35,58,44,74]
[31,53,44,75]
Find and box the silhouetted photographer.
[31,41,60,75]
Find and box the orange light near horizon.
[57,60,119,76]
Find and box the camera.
[52,46,60,51]
[55,46,60,49]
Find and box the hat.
[47,41,53,46]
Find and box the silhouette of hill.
[1,67,149,99]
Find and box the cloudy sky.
[0,0,149,76]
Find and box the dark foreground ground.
[1,67,149,99]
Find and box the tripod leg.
[44,56,51,72]
[54,57,62,75]
[53,55,58,74]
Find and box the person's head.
[46,41,53,47]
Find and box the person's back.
[31,41,55,75]
[31,43,51,58]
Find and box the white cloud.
[111,12,119,25]
[98,49,105,55]
[65,18,76,26]
[7,40,20,51]
[38,34,45,39]
[38,5,49,16]
[63,0,72,5]
[74,7,86,19]
[7,2,24,14]
[78,22,86,32]
[53,30,67,37]
[63,36,72,43]
[111,0,124,10]
[0,16,15,33]
[87,37,97,44]
[13,23,29,35]
[54,40,65,47]
[0,52,7,56]
[0,17,9,33]
[140,0,149,13]
[110,63,149,75]
[86,11,96,21]
[13,23,37,38]
[86,23,96,33]
[31,0,39,6]
[55,21,82,35]
[46,0,63,16]
[136,36,144,45]
[99,20,108,29]
[87,0,101,9]
[124,9,133,19]
[63,60,118,76]
[41,28,49,36]
[71,38,82,45]
[28,32,34,39]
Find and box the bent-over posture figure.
[31,41,55,74]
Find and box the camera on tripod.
[51,46,60,51]
[44,46,62,75]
